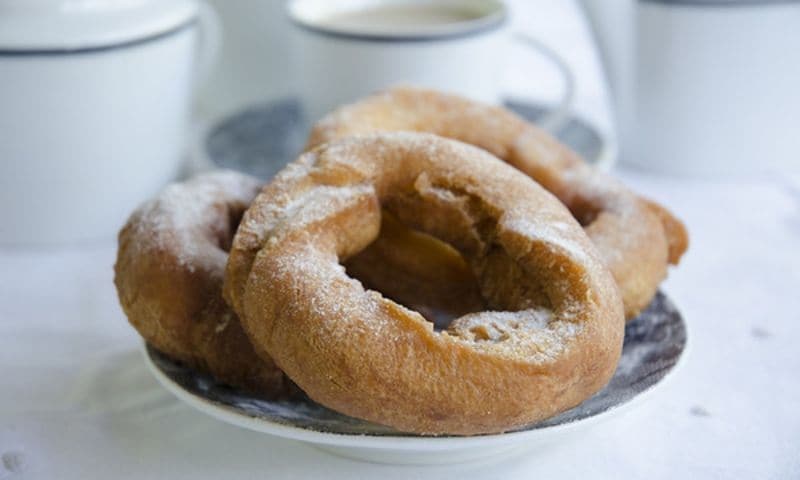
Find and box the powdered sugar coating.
[446,307,584,363]
[127,171,261,272]
[225,132,625,435]
[115,170,290,397]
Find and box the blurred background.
[3,0,799,245]
[0,1,798,478]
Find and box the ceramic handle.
[511,33,576,134]
[194,1,222,88]
[576,0,633,170]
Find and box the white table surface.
[2,2,799,479]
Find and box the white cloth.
[2,1,798,478]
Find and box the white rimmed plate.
[143,292,686,465]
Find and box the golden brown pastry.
[114,171,290,397]
[225,133,624,435]
[308,86,689,318]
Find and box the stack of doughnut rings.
[115,87,687,435]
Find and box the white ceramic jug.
[579,0,800,176]
[0,0,219,245]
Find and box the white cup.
[287,0,574,129]
[0,0,220,245]
[197,0,292,120]
[633,0,800,176]
[580,0,800,176]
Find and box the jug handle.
[512,32,575,134]
[194,1,222,90]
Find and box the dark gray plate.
[146,291,685,437]
[204,98,606,180]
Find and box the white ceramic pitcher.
[579,0,800,176]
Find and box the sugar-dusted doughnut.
[114,171,290,396]
[307,86,688,318]
[225,133,624,435]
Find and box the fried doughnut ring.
[308,87,689,319]
[114,171,290,396]
[225,133,624,435]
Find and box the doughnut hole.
[212,201,249,254]
[343,171,558,333]
[344,211,486,330]
[567,196,602,227]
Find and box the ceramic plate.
[195,98,610,180]
[143,292,686,465]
